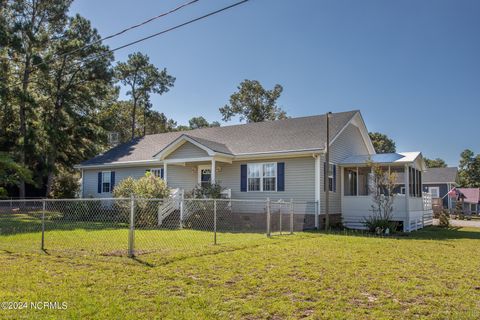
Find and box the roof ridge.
[145,110,359,138]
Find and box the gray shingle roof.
[423,167,458,184]
[80,110,358,166]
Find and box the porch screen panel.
[357,167,370,196]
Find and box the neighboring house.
[76,110,433,231]
[456,188,480,215]
[422,167,458,210]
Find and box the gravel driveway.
[433,219,480,228]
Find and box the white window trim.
[247,162,277,192]
[428,186,440,198]
[102,171,112,193]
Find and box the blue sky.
[71,0,480,166]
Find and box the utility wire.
[32,0,200,69]
[5,0,250,90]
[3,0,199,87]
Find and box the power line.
[6,0,251,90]
[26,0,201,74]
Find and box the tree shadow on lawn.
[309,226,480,241]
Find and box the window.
[263,163,276,191]
[102,171,112,193]
[150,168,163,178]
[247,163,276,192]
[328,163,334,192]
[400,187,406,195]
[428,187,440,198]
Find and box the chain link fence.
[0,198,317,259]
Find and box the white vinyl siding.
[321,123,371,214]
[166,142,208,160]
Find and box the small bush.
[49,168,80,198]
[190,182,225,199]
[438,210,450,228]
[364,216,398,234]
[113,172,169,199]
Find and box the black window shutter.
[240,164,247,192]
[97,172,102,193]
[111,171,115,191]
[277,162,285,191]
[160,168,164,179]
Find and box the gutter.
[75,148,326,169]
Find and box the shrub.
[113,172,169,199]
[113,173,169,228]
[438,210,450,228]
[364,216,398,234]
[49,168,80,198]
[190,182,225,199]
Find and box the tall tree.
[220,79,286,123]
[0,152,33,198]
[188,116,220,129]
[99,100,177,144]
[37,14,115,195]
[368,132,396,154]
[6,0,72,198]
[424,157,448,168]
[114,52,175,140]
[458,149,480,187]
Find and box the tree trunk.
[18,56,31,199]
[131,96,137,140]
[143,106,147,136]
[45,171,55,198]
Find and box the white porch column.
[163,163,168,184]
[314,155,321,229]
[211,159,216,184]
[404,164,410,231]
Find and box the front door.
[198,166,212,187]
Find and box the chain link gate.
[267,199,294,236]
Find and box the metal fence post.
[279,201,283,235]
[179,197,184,229]
[128,196,135,258]
[290,198,294,235]
[266,198,271,237]
[41,199,46,251]
[213,200,217,245]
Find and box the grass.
[1,214,480,319]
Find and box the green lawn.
[1,215,480,319]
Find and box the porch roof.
[340,152,423,167]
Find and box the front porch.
[340,152,433,232]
